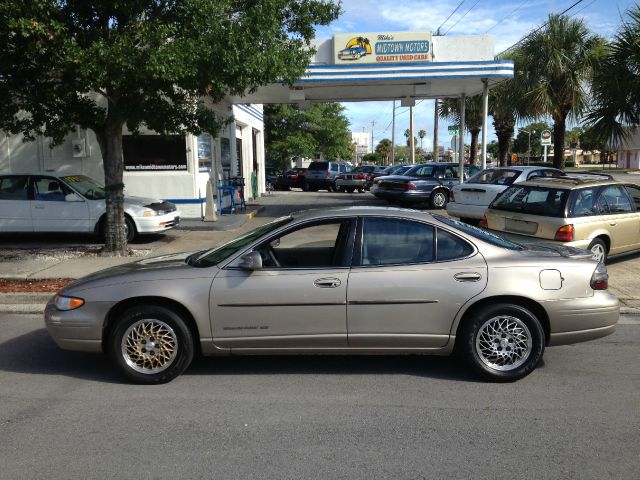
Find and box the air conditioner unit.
[72,139,88,158]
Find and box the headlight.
[54,295,85,311]
[143,209,159,217]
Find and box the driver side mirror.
[238,251,263,271]
[65,192,83,202]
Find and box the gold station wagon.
[482,173,640,262]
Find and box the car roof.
[482,166,560,172]
[289,206,437,222]
[517,173,620,189]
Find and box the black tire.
[109,305,195,384]
[587,238,608,263]
[460,303,545,382]
[357,188,364,193]
[302,182,309,192]
[430,189,449,209]
[345,187,355,193]
[328,182,336,192]
[124,216,136,243]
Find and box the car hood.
[123,195,166,207]
[61,252,214,293]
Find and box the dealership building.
[1,31,513,218]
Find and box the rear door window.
[625,185,640,210]
[436,229,474,261]
[360,217,434,266]
[0,176,29,200]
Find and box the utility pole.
[370,120,376,156]
[391,101,396,165]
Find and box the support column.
[391,100,396,165]
[228,120,237,178]
[481,79,489,170]
[433,99,439,161]
[458,94,466,183]
[409,105,415,164]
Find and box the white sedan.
[446,166,564,224]
[0,173,180,241]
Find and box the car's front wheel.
[460,303,545,382]
[109,305,195,384]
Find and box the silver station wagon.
[45,207,619,384]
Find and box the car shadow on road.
[186,354,482,383]
[0,328,482,383]
[0,328,126,384]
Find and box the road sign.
[541,130,552,146]
[448,125,459,135]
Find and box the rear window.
[308,162,328,171]
[405,165,436,177]
[434,215,524,250]
[492,185,569,217]
[467,169,521,185]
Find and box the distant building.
[351,131,371,164]
[617,128,640,169]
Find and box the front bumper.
[135,211,181,234]
[44,298,114,353]
[543,290,619,346]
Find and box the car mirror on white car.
[238,251,263,271]
[65,193,83,202]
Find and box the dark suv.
[305,161,352,192]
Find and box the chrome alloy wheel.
[432,191,447,208]
[590,243,606,263]
[475,315,532,371]
[121,319,178,374]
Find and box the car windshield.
[491,185,569,217]
[434,215,524,250]
[60,175,106,200]
[190,217,293,267]
[467,169,521,186]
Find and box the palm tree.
[418,129,426,149]
[585,5,640,145]
[375,138,393,164]
[519,14,602,169]
[438,96,483,164]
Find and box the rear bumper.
[306,179,333,189]
[543,291,619,346]
[446,202,487,220]
[336,179,366,188]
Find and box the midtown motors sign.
[333,31,432,64]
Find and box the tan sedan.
[45,207,618,384]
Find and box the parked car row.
[371,163,481,209]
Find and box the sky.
[312,0,638,152]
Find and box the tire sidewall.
[588,238,607,263]
[461,303,545,382]
[109,305,194,384]
[431,190,448,209]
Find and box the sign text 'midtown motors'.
[333,31,432,64]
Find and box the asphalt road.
[1,313,638,479]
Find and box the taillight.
[290,175,298,180]
[590,262,608,290]
[405,183,417,190]
[326,172,331,178]
[554,224,574,242]
[355,173,366,180]
[337,174,345,180]
[479,215,488,228]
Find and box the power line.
[444,0,482,35]
[437,1,465,34]
[485,0,528,34]
[497,0,586,56]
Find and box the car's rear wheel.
[430,190,448,209]
[460,303,545,382]
[346,187,354,193]
[588,238,608,263]
[109,305,195,384]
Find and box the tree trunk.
[493,116,515,167]
[553,115,567,169]
[469,128,480,164]
[95,115,128,256]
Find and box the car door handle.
[314,278,341,288]
[34,205,46,209]
[609,222,617,226]
[454,272,482,282]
